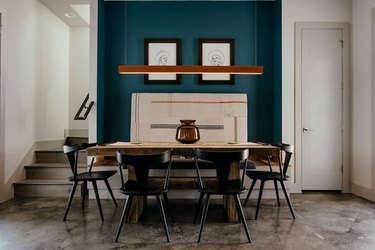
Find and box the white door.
[301,28,343,190]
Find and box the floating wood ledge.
[118,65,264,75]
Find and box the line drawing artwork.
[199,38,234,84]
[144,38,181,84]
[208,50,225,66]
[155,50,170,65]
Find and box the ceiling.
[39,0,274,27]
[39,0,90,27]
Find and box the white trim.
[294,22,350,193]
[342,22,351,193]
[88,0,98,144]
[371,8,375,201]
[0,11,5,202]
[352,183,375,201]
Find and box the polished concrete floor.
[0,192,375,250]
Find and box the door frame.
[0,11,4,201]
[295,22,350,193]
[89,0,98,143]
[372,8,375,199]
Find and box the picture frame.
[144,38,181,84]
[198,38,235,84]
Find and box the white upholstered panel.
[131,93,247,142]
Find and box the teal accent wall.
[98,0,281,143]
[97,0,105,143]
[273,0,282,141]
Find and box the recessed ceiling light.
[64,13,76,18]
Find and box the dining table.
[87,141,281,223]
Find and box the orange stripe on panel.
[151,101,247,104]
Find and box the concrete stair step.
[64,136,88,146]
[25,163,87,179]
[13,138,90,198]
[13,179,82,198]
[35,148,87,164]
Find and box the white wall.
[69,27,89,130]
[351,0,375,200]
[282,0,352,192]
[0,0,69,202]
[283,0,375,199]
[36,6,70,141]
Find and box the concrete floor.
[0,193,375,250]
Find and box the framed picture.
[144,38,181,84]
[198,38,234,84]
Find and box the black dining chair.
[63,143,118,221]
[243,143,295,219]
[193,148,251,243]
[115,149,173,243]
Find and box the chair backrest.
[270,143,294,177]
[193,148,249,191]
[63,143,97,178]
[116,149,173,190]
[280,143,294,177]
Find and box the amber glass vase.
[175,120,200,144]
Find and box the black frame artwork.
[144,38,181,84]
[198,38,235,84]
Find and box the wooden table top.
[87,141,280,157]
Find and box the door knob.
[303,127,314,132]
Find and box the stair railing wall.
[74,94,94,120]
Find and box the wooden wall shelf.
[118,65,264,75]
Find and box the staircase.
[13,137,88,197]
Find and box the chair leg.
[124,195,133,223]
[198,194,210,243]
[104,179,118,207]
[255,180,265,220]
[274,180,280,207]
[81,180,87,207]
[92,180,104,222]
[162,193,174,223]
[156,195,170,242]
[63,181,78,221]
[279,181,296,219]
[234,194,251,243]
[194,193,205,224]
[115,196,130,242]
[244,179,257,207]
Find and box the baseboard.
[351,183,375,202]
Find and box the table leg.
[128,197,145,223]
[223,161,239,222]
[127,165,146,223]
